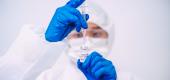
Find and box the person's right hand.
[45,0,89,42]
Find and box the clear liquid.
[80,3,88,62]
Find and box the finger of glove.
[92,60,113,74]
[61,9,85,32]
[75,19,82,32]
[60,10,79,25]
[102,59,114,67]
[82,51,102,69]
[85,14,89,21]
[94,66,109,79]
[91,60,103,74]
[45,13,67,42]
[90,55,103,68]
[75,14,89,32]
[77,59,88,74]
[58,11,78,37]
[62,25,75,38]
[77,59,83,70]
[94,61,116,79]
[82,54,92,69]
[64,6,88,29]
[61,10,82,33]
[66,0,85,8]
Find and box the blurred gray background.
[0,0,170,80]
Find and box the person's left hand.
[77,51,117,80]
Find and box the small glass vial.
[80,43,88,62]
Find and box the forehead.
[88,22,102,30]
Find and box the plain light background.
[0,0,170,80]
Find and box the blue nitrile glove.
[45,0,89,42]
[77,51,117,80]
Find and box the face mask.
[67,38,109,64]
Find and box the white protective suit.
[0,1,139,80]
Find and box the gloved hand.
[45,0,89,42]
[77,51,117,80]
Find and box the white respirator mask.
[67,37,109,64]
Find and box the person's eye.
[93,32,101,38]
[76,33,83,38]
